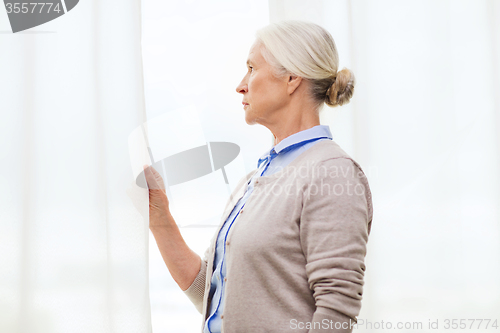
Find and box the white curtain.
[0,1,151,332]
[269,0,500,331]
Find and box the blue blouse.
[203,125,333,333]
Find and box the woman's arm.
[299,157,372,333]
[150,221,201,291]
[144,165,201,291]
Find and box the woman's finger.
[143,165,161,190]
[146,165,167,191]
[149,165,161,178]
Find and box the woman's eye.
[249,66,253,72]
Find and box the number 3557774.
[5,3,62,14]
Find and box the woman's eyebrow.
[246,59,253,66]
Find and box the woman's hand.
[143,164,172,228]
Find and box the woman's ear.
[287,74,302,95]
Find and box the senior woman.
[144,20,373,333]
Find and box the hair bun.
[325,68,355,107]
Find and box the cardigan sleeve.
[299,157,372,332]
[183,246,209,314]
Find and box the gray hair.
[255,20,355,109]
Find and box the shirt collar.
[257,125,333,168]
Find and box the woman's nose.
[236,80,248,94]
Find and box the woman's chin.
[244,110,254,125]
[244,117,254,125]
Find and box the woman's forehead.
[247,42,264,65]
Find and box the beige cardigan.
[184,139,373,333]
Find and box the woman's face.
[236,42,289,125]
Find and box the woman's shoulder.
[301,139,363,171]
[312,139,351,158]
